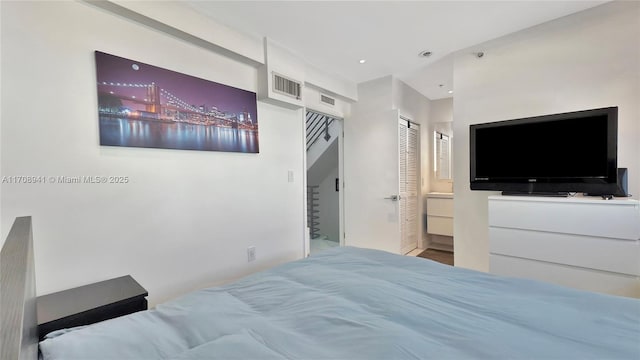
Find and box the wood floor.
[416,248,454,266]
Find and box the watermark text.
[2,175,129,184]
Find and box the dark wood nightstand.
[37,275,148,340]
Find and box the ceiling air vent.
[320,94,336,106]
[273,73,302,100]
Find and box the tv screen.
[470,107,618,195]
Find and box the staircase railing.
[307,185,320,239]
[306,112,335,151]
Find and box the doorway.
[305,110,344,255]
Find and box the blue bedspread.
[40,246,640,359]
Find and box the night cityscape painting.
[95,51,259,153]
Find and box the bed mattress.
[39,246,640,359]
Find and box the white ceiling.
[186,1,608,100]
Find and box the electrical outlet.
[247,246,256,262]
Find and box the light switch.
[288,170,294,183]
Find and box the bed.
[3,217,640,359]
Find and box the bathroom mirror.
[433,122,453,181]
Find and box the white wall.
[392,78,431,193]
[111,0,264,64]
[303,85,351,120]
[345,76,431,252]
[392,78,431,126]
[430,98,454,128]
[453,1,640,271]
[424,98,454,251]
[261,38,307,109]
[392,79,430,249]
[0,1,306,306]
[353,76,395,112]
[305,64,358,103]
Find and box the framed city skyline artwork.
[95,51,259,153]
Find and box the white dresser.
[426,192,454,236]
[425,192,454,252]
[488,195,640,298]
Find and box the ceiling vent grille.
[320,94,336,106]
[273,73,301,100]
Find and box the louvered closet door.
[399,119,420,255]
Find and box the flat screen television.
[469,107,618,196]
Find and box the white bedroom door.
[344,109,402,253]
[399,118,420,254]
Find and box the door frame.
[303,108,345,256]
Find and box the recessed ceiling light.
[419,50,432,58]
[359,59,366,64]
[448,90,453,94]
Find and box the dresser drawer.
[490,254,640,298]
[489,198,640,240]
[490,227,640,275]
[426,197,453,218]
[427,216,453,236]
